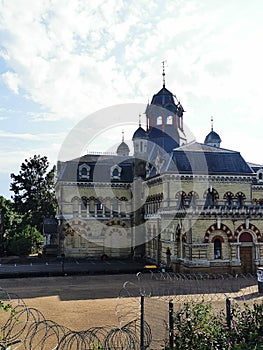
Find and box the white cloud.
[0,129,66,141]
[0,0,262,168]
[1,71,20,94]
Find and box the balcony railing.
[145,199,263,217]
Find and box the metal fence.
[0,272,262,349]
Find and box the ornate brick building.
[55,72,263,273]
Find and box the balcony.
[145,199,263,218]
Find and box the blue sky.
[0,0,263,198]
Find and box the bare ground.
[0,273,262,332]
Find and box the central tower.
[145,63,187,153]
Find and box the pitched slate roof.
[165,142,253,175]
[57,154,133,183]
[147,125,179,152]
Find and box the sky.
[0,0,263,199]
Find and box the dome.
[204,130,221,147]
[116,141,130,156]
[150,87,178,113]
[132,126,148,140]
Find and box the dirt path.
[0,274,139,330]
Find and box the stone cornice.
[147,173,254,184]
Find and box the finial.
[211,116,213,131]
[162,60,167,87]
[139,114,142,127]
[122,129,124,142]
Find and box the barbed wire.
[0,273,262,349]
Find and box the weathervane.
[162,60,167,87]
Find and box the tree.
[10,155,57,232]
[0,196,23,255]
[8,225,43,256]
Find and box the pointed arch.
[204,223,232,243]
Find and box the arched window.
[235,192,246,207]
[96,200,103,211]
[81,198,87,210]
[78,164,90,180]
[111,165,122,180]
[167,116,173,125]
[177,194,185,208]
[214,239,222,259]
[188,191,198,207]
[113,168,119,177]
[157,116,162,125]
[223,192,235,206]
[204,188,219,207]
[140,141,143,153]
[81,167,87,176]
[175,191,187,209]
[258,171,263,181]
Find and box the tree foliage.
[0,196,23,254]
[7,225,43,256]
[10,155,57,232]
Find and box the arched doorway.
[239,232,254,273]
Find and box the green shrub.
[170,300,263,350]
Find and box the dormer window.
[257,169,263,182]
[111,164,122,180]
[78,164,90,180]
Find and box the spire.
[211,116,213,131]
[162,60,167,87]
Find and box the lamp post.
[61,253,65,275]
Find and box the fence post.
[226,297,231,329]
[140,295,144,350]
[169,300,174,349]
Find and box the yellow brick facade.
[55,80,263,273]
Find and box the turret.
[204,117,221,148]
[132,116,148,179]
